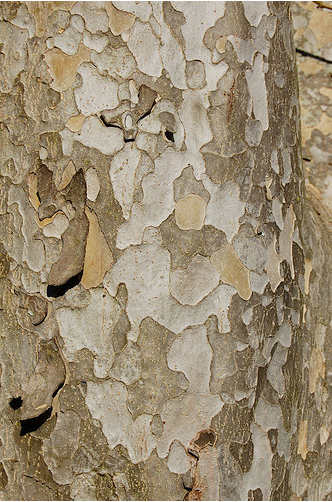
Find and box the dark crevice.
[47,270,83,298]
[183,483,193,492]
[303,157,311,162]
[124,137,135,143]
[9,397,23,410]
[99,115,122,128]
[138,100,157,123]
[52,381,65,398]
[187,448,199,460]
[165,130,175,142]
[20,406,52,436]
[295,48,332,64]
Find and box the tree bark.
[0,1,328,500]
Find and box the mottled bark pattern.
[0,1,325,500]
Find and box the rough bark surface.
[0,1,329,500]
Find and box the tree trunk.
[0,1,328,500]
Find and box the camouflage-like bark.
[0,1,326,500]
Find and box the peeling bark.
[0,1,330,500]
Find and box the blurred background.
[292,1,332,228]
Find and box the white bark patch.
[170,254,220,305]
[279,205,296,278]
[203,178,245,242]
[71,3,109,34]
[110,143,142,219]
[85,380,156,464]
[152,3,187,90]
[61,116,124,156]
[113,1,152,22]
[53,25,82,56]
[157,325,223,458]
[43,213,69,239]
[55,288,120,379]
[167,441,193,474]
[74,63,119,116]
[266,236,283,292]
[243,2,270,28]
[8,185,45,272]
[171,2,227,90]
[245,53,269,131]
[241,424,273,500]
[83,30,108,53]
[85,167,100,202]
[104,243,235,340]
[127,21,162,77]
[255,397,291,461]
[179,90,213,178]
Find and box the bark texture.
[0,1,328,500]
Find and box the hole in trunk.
[20,407,53,436]
[47,271,83,298]
[9,397,23,410]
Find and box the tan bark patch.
[297,419,308,460]
[175,194,206,230]
[210,244,251,300]
[309,348,325,393]
[216,36,227,54]
[304,258,312,296]
[66,114,85,133]
[57,160,76,192]
[27,1,75,37]
[105,3,135,36]
[28,172,40,211]
[81,207,113,289]
[44,44,90,92]
[320,424,329,445]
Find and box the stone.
[211,244,251,301]
[81,208,113,290]
[175,194,207,231]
